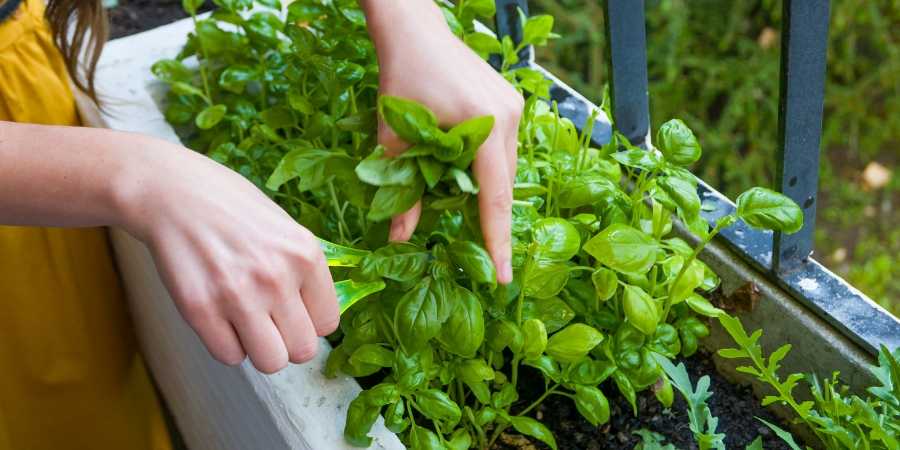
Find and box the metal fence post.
[773,0,831,272]
[603,0,650,147]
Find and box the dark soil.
[492,351,797,450]
[108,0,213,39]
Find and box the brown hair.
[44,0,108,103]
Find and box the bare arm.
[0,121,338,374]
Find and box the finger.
[299,250,340,336]
[389,200,422,242]
[271,294,320,364]
[231,313,289,374]
[473,132,513,285]
[187,311,246,366]
[378,117,409,156]
[505,131,519,187]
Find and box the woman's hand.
[362,0,523,284]
[118,140,339,374]
[0,123,338,374]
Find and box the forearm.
[0,121,152,229]
[361,0,448,50]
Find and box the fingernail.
[497,259,513,284]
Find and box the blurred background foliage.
[530,0,899,315]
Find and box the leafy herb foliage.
[156,1,808,448]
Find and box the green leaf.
[584,223,659,275]
[447,115,494,169]
[465,32,502,59]
[151,59,192,83]
[524,355,562,383]
[266,148,343,191]
[569,359,617,385]
[415,389,462,426]
[344,394,379,447]
[260,106,295,129]
[658,176,701,218]
[383,399,408,433]
[486,320,524,354]
[532,217,582,261]
[613,370,638,415]
[611,149,662,171]
[438,286,485,358]
[509,416,558,450]
[546,323,605,363]
[367,178,425,222]
[348,344,394,370]
[410,425,444,450]
[360,242,429,282]
[757,418,803,450]
[522,296,576,333]
[463,0,496,18]
[378,96,438,145]
[685,293,725,318]
[319,239,370,267]
[654,376,675,408]
[449,168,479,194]
[736,187,804,233]
[448,240,497,286]
[355,146,419,187]
[522,14,556,47]
[557,175,619,209]
[335,279,385,314]
[182,0,204,15]
[417,156,446,189]
[447,429,472,450]
[656,119,702,166]
[523,260,570,299]
[395,277,453,352]
[591,268,618,302]
[574,385,610,426]
[522,318,548,359]
[623,285,659,335]
[218,65,255,94]
[195,104,227,130]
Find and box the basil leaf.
[591,268,618,302]
[447,429,472,450]
[557,175,618,209]
[355,146,419,187]
[378,96,438,144]
[335,279,385,314]
[623,284,659,335]
[574,385,610,426]
[349,344,394,371]
[266,148,344,191]
[151,59,192,83]
[447,115,494,169]
[656,119,702,166]
[522,318,548,359]
[449,168,480,194]
[509,416,558,450]
[415,389,462,426]
[218,65,255,94]
[448,240,496,286]
[344,394,379,447]
[523,260,570,299]
[438,286,485,358]
[360,242,429,282]
[584,223,659,275]
[410,425,444,450]
[545,323,605,363]
[417,156,446,189]
[465,32,502,59]
[320,239,370,267]
[736,187,804,233]
[383,399,408,433]
[532,217,581,261]
[611,149,662,171]
[658,176,701,218]
[522,296,575,333]
[394,277,448,352]
[367,177,425,222]
[195,104,227,130]
[522,14,556,47]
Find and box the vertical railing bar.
[603,0,650,148]
[493,0,531,69]
[773,0,830,272]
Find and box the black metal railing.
[493,0,900,355]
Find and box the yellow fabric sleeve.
[0,1,172,449]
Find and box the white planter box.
[83,17,403,450]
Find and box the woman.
[0,0,521,448]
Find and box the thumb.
[378,118,409,157]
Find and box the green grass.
[532,0,899,315]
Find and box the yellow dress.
[0,1,172,449]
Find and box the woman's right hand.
[118,139,339,374]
